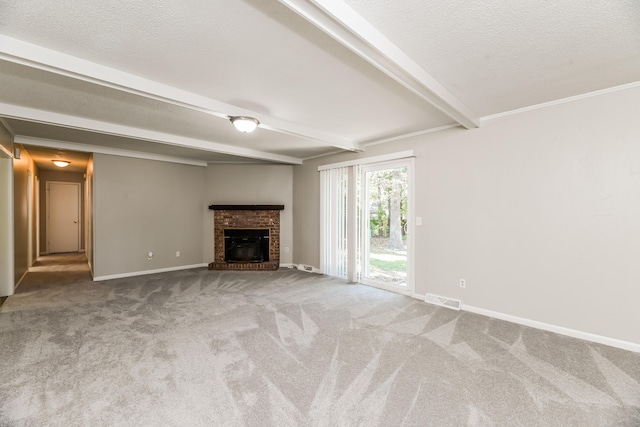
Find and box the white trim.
[279,263,296,269]
[26,170,33,268]
[0,34,356,152]
[0,118,16,136]
[0,155,14,297]
[360,280,412,296]
[302,149,346,162]
[411,292,426,301]
[1,102,302,165]
[14,269,28,290]
[408,292,640,353]
[407,158,416,295]
[206,161,277,165]
[463,304,640,354]
[481,81,640,122]
[359,158,415,295]
[318,150,414,171]
[319,169,327,275]
[93,263,208,281]
[347,165,357,283]
[278,1,479,129]
[362,124,460,147]
[0,144,12,159]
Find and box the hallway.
[28,253,89,274]
[1,253,91,311]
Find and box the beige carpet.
[1,254,639,426]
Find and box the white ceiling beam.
[278,0,480,129]
[15,136,209,168]
[0,102,302,165]
[0,34,359,152]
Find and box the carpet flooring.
[1,254,639,426]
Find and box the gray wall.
[93,154,205,279]
[203,164,293,265]
[12,144,38,286]
[0,126,11,156]
[85,154,94,275]
[293,85,640,345]
[38,169,85,254]
[0,123,13,296]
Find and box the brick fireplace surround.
[208,205,284,271]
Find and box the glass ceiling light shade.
[52,160,70,168]
[230,116,259,133]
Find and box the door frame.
[0,155,14,297]
[27,170,33,267]
[35,176,40,258]
[46,181,81,254]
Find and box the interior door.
[48,182,81,253]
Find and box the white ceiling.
[1,0,638,169]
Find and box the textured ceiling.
[344,0,640,116]
[0,0,638,169]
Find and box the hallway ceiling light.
[52,160,70,168]
[230,116,259,133]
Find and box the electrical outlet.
[284,247,289,253]
[176,251,181,257]
[459,279,466,288]
[147,251,154,260]
[416,216,422,226]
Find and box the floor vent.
[297,264,321,274]
[424,293,461,310]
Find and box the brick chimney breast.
[208,205,284,271]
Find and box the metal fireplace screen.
[224,229,270,262]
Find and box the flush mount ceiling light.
[230,116,259,133]
[52,160,70,168]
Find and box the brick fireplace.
[208,204,284,271]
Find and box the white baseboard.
[409,293,639,353]
[93,263,208,281]
[463,304,640,353]
[14,269,29,290]
[279,263,296,269]
[412,292,426,300]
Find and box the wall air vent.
[424,293,461,310]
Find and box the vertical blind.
[320,165,361,281]
[320,167,349,279]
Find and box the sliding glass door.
[361,161,411,292]
[320,154,414,295]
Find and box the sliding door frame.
[319,151,415,296]
[359,158,415,295]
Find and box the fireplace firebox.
[224,229,269,263]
